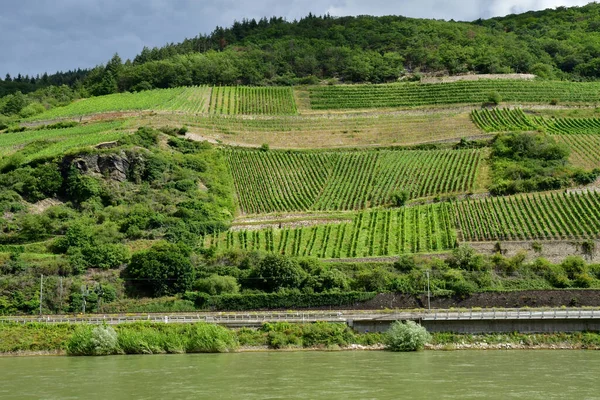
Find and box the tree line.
[3,3,600,116]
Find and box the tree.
[248,254,307,292]
[194,275,240,295]
[124,242,195,297]
[2,91,27,115]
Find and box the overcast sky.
[0,0,593,77]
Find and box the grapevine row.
[209,86,297,115]
[204,204,457,258]
[454,191,600,241]
[309,80,600,110]
[227,148,485,214]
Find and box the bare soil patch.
[420,73,536,84]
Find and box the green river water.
[0,351,598,399]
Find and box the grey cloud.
[0,0,592,77]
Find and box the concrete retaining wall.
[351,318,600,334]
[466,240,600,264]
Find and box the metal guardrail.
[420,309,599,321]
[1,309,599,325]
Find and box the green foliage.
[309,81,600,110]
[490,132,572,195]
[125,242,195,297]
[384,321,431,352]
[66,167,101,203]
[67,324,119,356]
[248,254,308,292]
[183,291,377,311]
[228,148,484,213]
[486,91,502,106]
[194,275,240,295]
[391,190,409,207]
[186,322,238,353]
[447,246,487,271]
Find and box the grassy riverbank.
[1,322,599,356]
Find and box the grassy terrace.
[209,190,600,258]
[309,80,600,110]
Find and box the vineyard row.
[227,148,485,214]
[206,190,600,259]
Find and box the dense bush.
[183,291,377,311]
[194,275,240,295]
[124,242,195,297]
[67,324,119,356]
[384,321,431,352]
[490,132,573,196]
[247,254,308,292]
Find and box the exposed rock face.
[62,150,144,182]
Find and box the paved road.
[2,308,600,326]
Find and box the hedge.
[183,291,377,311]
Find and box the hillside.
[2,2,600,105]
[2,76,600,315]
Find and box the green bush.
[194,275,240,295]
[248,254,307,292]
[183,291,376,311]
[67,324,118,356]
[487,91,502,106]
[186,322,238,353]
[391,190,410,207]
[125,242,195,297]
[384,321,431,352]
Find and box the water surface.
[1,351,598,399]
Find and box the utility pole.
[426,270,431,312]
[39,274,44,316]
[59,277,63,313]
[81,285,88,314]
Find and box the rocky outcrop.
[62,150,145,182]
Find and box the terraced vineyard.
[471,107,600,135]
[471,108,538,132]
[454,191,600,241]
[26,88,187,121]
[160,86,212,113]
[309,80,600,110]
[209,86,297,115]
[533,116,600,135]
[555,135,600,169]
[204,204,457,258]
[227,148,485,214]
[155,111,481,148]
[0,121,126,161]
[210,190,600,258]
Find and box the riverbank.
[1,321,599,356]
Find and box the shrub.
[391,190,409,207]
[447,245,487,271]
[67,324,118,356]
[248,254,307,292]
[393,255,418,273]
[125,242,195,297]
[183,291,376,311]
[90,325,119,355]
[194,275,240,295]
[66,168,101,203]
[384,321,431,352]
[487,91,502,106]
[186,323,238,353]
[117,325,169,354]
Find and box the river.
[0,351,597,399]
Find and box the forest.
[2,2,600,105]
